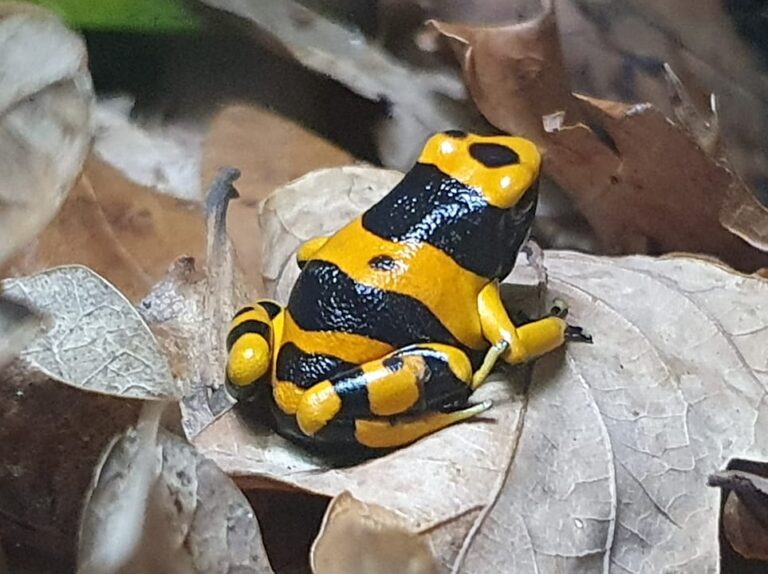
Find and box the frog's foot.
[549,298,592,344]
[549,298,569,319]
[565,325,593,343]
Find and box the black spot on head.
[368,254,399,271]
[443,129,468,139]
[469,143,520,168]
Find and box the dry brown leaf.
[140,169,255,438]
[78,404,273,574]
[311,492,440,574]
[197,0,477,169]
[2,156,206,302]
[203,104,356,290]
[185,165,768,572]
[709,462,768,565]
[430,6,768,273]
[562,0,768,198]
[0,4,93,266]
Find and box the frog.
[225,130,589,452]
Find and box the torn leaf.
[140,169,254,437]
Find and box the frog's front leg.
[225,299,283,395]
[295,343,491,449]
[475,282,571,382]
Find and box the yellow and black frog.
[225,131,589,452]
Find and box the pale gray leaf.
[0,5,93,265]
[2,265,177,399]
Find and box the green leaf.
[30,0,200,32]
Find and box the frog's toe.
[565,324,593,343]
[550,298,569,319]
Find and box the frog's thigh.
[295,343,479,442]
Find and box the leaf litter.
[179,164,768,573]
[1,3,768,572]
[78,402,273,574]
[430,1,768,272]
[0,4,93,266]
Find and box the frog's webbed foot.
[549,298,593,344]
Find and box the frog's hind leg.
[295,343,492,449]
[225,300,283,396]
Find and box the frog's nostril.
[469,143,520,167]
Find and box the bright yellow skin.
[226,131,575,451]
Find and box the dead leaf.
[430,5,768,272]
[1,265,177,399]
[0,4,93,265]
[311,492,440,574]
[2,156,206,302]
[202,104,356,290]
[721,181,768,255]
[259,166,403,300]
[0,363,142,571]
[709,462,768,563]
[140,169,254,438]
[189,165,768,572]
[78,403,273,574]
[560,0,768,201]
[197,0,477,170]
[0,295,42,372]
[93,98,203,201]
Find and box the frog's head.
[417,131,541,210]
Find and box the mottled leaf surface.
[2,266,176,398]
[192,166,768,573]
[79,404,273,574]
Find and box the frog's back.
[279,132,540,389]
